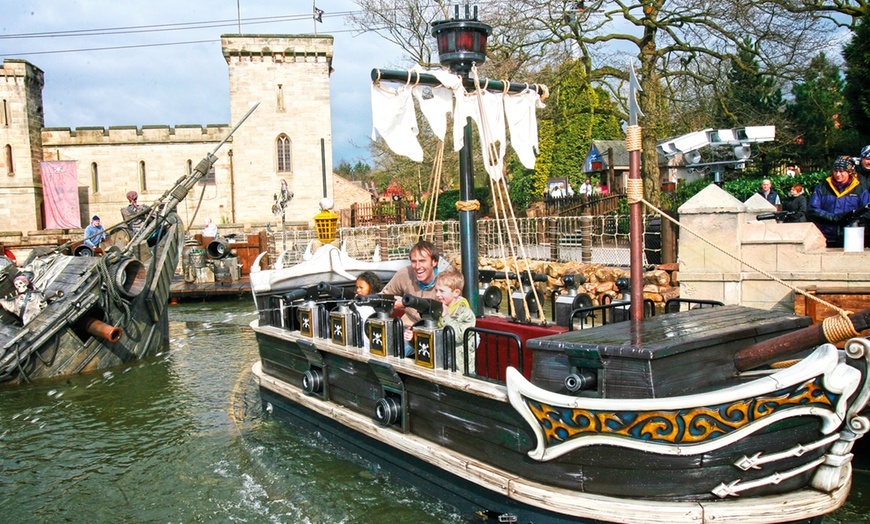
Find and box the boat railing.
[568,297,656,331]
[469,326,523,385]
[269,214,665,268]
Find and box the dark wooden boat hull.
[252,308,851,522]
[255,329,829,500]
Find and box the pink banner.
[40,161,81,229]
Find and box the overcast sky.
[0,0,407,165]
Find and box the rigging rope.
[471,65,546,323]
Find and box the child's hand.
[403,327,413,341]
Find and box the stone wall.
[1,34,337,233]
[677,184,870,311]
[0,60,45,231]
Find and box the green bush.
[672,171,829,208]
[434,187,493,220]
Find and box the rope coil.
[456,200,480,212]
[626,179,644,204]
[626,125,642,152]
[822,313,860,343]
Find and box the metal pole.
[321,138,327,198]
[458,118,479,314]
[629,149,643,321]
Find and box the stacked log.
[454,253,680,311]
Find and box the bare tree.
[350,1,839,203]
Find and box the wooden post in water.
[548,217,558,262]
[581,215,592,263]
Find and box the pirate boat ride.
[0,105,258,386]
[249,8,870,524]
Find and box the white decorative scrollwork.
[843,338,870,426]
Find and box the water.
[0,299,462,523]
[0,299,868,523]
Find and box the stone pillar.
[677,184,747,304]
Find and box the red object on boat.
[475,316,566,381]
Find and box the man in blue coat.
[808,156,870,247]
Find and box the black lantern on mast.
[431,4,492,76]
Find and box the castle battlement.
[41,124,231,146]
[221,34,333,64]
[1,59,44,87]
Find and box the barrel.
[188,248,206,268]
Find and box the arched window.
[187,159,193,175]
[91,162,99,193]
[1,100,7,126]
[4,144,12,176]
[277,135,292,172]
[139,160,147,191]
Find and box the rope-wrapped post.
[626,124,644,321]
[580,216,593,263]
[734,308,870,371]
[548,217,558,262]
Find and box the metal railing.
[269,214,663,268]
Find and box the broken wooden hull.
[0,218,182,385]
[250,293,869,523]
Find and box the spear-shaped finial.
[628,61,644,127]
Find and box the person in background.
[808,155,870,247]
[83,216,106,249]
[758,179,782,208]
[203,217,218,238]
[593,181,602,196]
[856,145,870,187]
[782,184,807,223]
[122,190,148,234]
[578,177,593,198]
[354,271,383,349]
[600,183,609,196]
[432,268,476,374]
[355,271,383,297]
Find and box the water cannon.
[554,273,590,327]
[562,273,586,291]
[206,238,232,259]
[478,270,504,315]
[616,277,630,293]
[403,293,451,370]
[757,211,794,223]
[358,294,402,357]
[356,293,397,319]
[402,294,442,327]
[283,287,318,304]
[317,281,356,300]
[294,286,325,338]
[513,272,548,322]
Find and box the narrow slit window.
[139,160,147,191]
[277,135,292,172]
[4,144,12,176]
[91,162,99,193]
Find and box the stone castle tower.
[0,60,46,230]
[0,34,334,232]
[222,35,334,224]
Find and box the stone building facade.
[0,34,335,233]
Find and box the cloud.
[2,0,404,163]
